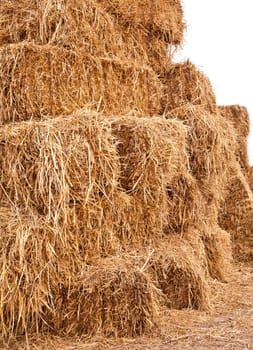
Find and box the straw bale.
[201,226,232,282]
[118,195,166,244]
[111,116,188,241]
[182,229,208,275]
[148,236,210,310]
[0,43,162,123]
[167,105,237,190]
[111,116,187,197]
[218,105,250,170]
[218,105,250,138]
[0,0,117,49]
[0,110,132,260]
[52,256,160,337]
[0,207,68,338]
[161,61,217,113]
[218,168,253,262]
[97,0,184,45]
[0,0,170,69]
[120,27,171,72]
[0,110,118,217]
[165,172,206,234]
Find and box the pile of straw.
[0,43,162,123]
[218,105,249,139]
[0,0,252,344]
[0,110,119,218]
[0,206,64,338]
[111,116,187,195]
[161,61,217,113]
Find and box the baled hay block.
[52,257,160,337]
[167,105,237,190]
[0,110,119,218]
[161,61,216,113]
[111,116,188,243]
[218,105,250,138]
[0,110,126,258]
[182,229,209,275]
[120,26,171,72]
[218,168,253,262]
[148,237,210,310]
[111,116,187,198]
[0,0,169,69]
[118,195,167,244]
[219,105,250,170]
[97,0,184,45]
[201,226,232,282]
[165,172,206,234]
[0,43,162,123]
[0,207,65,338]
[0,0,117,49]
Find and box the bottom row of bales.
[0,107,242,339]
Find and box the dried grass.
[51,256,161,337]
[0,217,160,338]
[218,167,253,262]
[0,0,170,70]
[111,116,187,197]
[148,236,210,310]
[97,0,184,45]
[218,105,250,138]
[218,105,250,170]
[0,43,162,123]
[165,172,206,234]
[161,61,217,113]
[0,110,130,261]
[201,226,232,282]
[0,0,248,343]
[111,116,189,242]
[166,105,237,193]
[0,110,118,220]
[0,206,71,339]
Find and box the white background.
[174,0,253,165]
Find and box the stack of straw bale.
[0,0,252,343]
[160,62,240,281]
[217,105,253,262]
